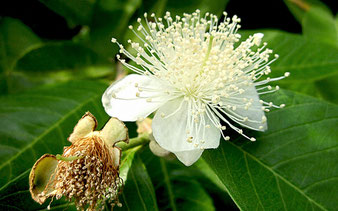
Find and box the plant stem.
[116,134,150,151]
[289,0,310,11]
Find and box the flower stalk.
[116,134,150,151]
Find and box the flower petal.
[100,117,129,146]
[102,74,165,121]
[152,98,221,153]
[174,149,204,166]
[68,112,97,143]
[29,154,58,204]
[223,84,267,131]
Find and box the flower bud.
[149,134,171,157]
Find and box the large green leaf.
[140,149,215,211]
[119,146,141,181]
[302,6,338,47]
[13,42,113,81]
[14,42,108,72]
[240,30,338,104]
[0,18,41,72]
[241,30,338,81]
[203,90,338,210]
[87,0,142,57]
[335,15,338,32]
[315,75,338,104]
[40,0,142,58]
[0,18,42,94]
[0,18,113,95]
[117,154,159,211]
[39,0,96,26]
[284,0,331,23]
[0,80,110,210]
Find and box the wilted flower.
[102,10,289,166]
[29,112,128,210]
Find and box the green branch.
[116,134,150,151]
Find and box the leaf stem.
[289,0,310,11]
[116,134,150,151]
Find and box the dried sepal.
[100,117,129,146]
[68,112,97,143]
[29,154,58,204]
[111,146,122,167]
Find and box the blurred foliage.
[0,0,337,210]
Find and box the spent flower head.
[102,10,289,166]
[29,112,128,210]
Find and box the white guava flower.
[102,10,289,166]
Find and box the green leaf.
[87,0,142,57]
[140,149,215,211]
[314,74,338,104]
[119,146,141,181]
[140,0,229,17]
[302,6,338,47]
[239,30,338,103]
[194,158,227,192]
[335,15,338,32]
[39,0,96,26]
[0,168,76,211]
[117,155,159,211]
[0,18,41,72]
[160,159,215,211]
[284,0,331,23]
[0,80,109,210]
[203,89,338,210]
[10,41,114,94]
[278,73,338,105]
[0,18,42,94]
[241,30,338,81]
[42,0,142,58]
[13,42,113,81]
[14,42,107,72]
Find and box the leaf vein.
[0,96,100,174]
[275,176,287,211]
[229,142,327,210]
[244,154,265,210]
[271,145,338,168]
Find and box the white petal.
[102,74,165,121]
[152,98,221,153]
[223,84,267,131]
[174,149,204,166]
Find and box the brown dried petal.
[29,154,58,204]
[100,117,129,146]
[68,112,97,143]
[111,146,122,167]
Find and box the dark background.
[1,0,337,40]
